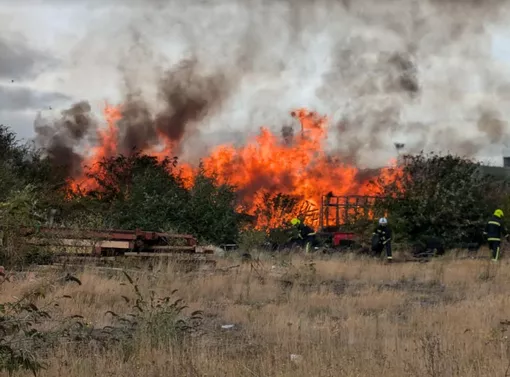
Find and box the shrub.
[238,229,267,251]
[0,274,85,376]
[373,152,510,248]
[0,185,49,268]
[108,271,203,358]
[185,167,239,245]
[78,152,240,245]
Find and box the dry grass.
[3,249,510,377]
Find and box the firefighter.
[290,217,316,253]
[484,209,509,262]
[372,217,392,261]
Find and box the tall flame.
[69,104,401,229]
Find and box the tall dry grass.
[2,249,510,377]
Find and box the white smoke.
[54,0,510,168]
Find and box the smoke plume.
[34,101,97,177]
[36,0,510,172]
[116,59,231,156]
[35,57,232,176]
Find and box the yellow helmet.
[290,218,301,226]
[494,209,504,218]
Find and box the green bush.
[78,152,240,245]
[373,152,510,248]
[109,271,203,357]
[238,229,267,251]
[0,274,85,376]
[0,125,63,204]
[0,185,50,268]
[185,167,239,245]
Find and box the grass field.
[2,249,510,377]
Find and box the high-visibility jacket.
[484,215,509,241]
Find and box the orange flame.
[68,104,402,229]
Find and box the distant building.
[477,151,510,181]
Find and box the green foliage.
[185,167,239,244]
[238,229,267,251]
[0,125,62,204]
[0,186,40,227]
[108,271,203,357]
[0,185,51,267]
[374,152,509,248]
[0,274,84,376]
[92,153,188,231]
[80,152,240,244]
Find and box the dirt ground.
[1,249,510,377]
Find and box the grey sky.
[1,1,510,167]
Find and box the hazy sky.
[2,1,510,167]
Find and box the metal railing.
[318,195,382,231]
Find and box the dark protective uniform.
[372,225,392,260]
[290,218,317,252]
[484,214,509,261]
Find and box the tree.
[373,152,510,248]
[0,185,50,267]
[185,167,239,245]
[79,152,240,244]
[80,152,187,231]
[0,125,64,204]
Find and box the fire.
[68,104,402,229]
[68,103,121,194]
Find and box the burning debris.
[26,0,510,228]
[61,105,399,229]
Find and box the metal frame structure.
[318,195,380,232]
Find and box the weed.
[107,271,203,355]
[0,273,84,376]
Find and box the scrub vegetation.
[1,252,510,377]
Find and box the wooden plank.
[148,246,197,250]
[99,240,131,249]
[24,238,131,249]
[124,252,196,257]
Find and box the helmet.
[495,209,504,218]
[291,218,301,226]
[378,217,388,226]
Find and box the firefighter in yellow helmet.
[290,218,300,226]
[484,209,509,262]
[290,217,316,253]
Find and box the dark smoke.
[281,125,295,145]
[320,0,509,166]
[34,101,97,177]
[35,57,232,177]
[34,0,510,173]
[155,60,229,147]
[388,52,419,95]
[116,59,231,155]
[116,93,157,154]
[477,108,506,144]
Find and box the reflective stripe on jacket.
[484,215,508,241]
